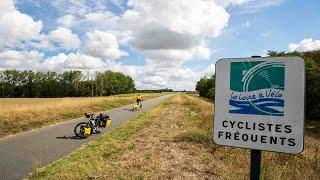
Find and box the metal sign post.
[213,56,305,179]
[250,149,261,180]
[249,56,262,180]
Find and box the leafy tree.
[195,75,215,100]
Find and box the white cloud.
[0,50,44,70]
[123,0,229,38]
[102,59,201,90]
[47,27,81,49]
[232,0,284,14]
[214,0,254,7]
[29,36,53,50]
[288,38,320,52]
[53,0,120,31]
[56,11,119,33]
[51,0,100,16]
[40,52,106,72]
[82,30,127,59]
[84,12,119,26]
[30,27,81,51]
[114,0,230,89]
[145,49,193,65]
[103,61,143,78]
[112,31,133,45]
[0,1,15,16]
[132,65,200,90]
[193,44,211,60]
[131,24,201,50]
[203,63,216,77]
[62,53,105,70]
[39,53,68,71]
[0,1,43,50]
[56,15,78,27]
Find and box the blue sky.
[0,0,319,90]
[184,0,320,70]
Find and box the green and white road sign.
[213,56,305,154]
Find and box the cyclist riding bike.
[135,94,143,108]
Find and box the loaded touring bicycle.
[74,113,112,138]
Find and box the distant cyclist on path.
[135,94,143,108]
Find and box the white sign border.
[213,56,305,154]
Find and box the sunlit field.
[0,93,163,138]
[30,94,320,179]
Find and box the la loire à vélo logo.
[229,61,285,116]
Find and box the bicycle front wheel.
[74,122,91,138]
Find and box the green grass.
[174,129,211,143]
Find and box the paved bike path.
[0,94,172,180]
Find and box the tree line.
[0,70,135,97]
[137,88,174,93]
[196,50,320,121]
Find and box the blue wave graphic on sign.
[229,98,284,116]
[229,61,285,116]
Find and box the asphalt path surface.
[0,94,172,180]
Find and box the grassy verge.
[0,93,163,138]
[30,94,320,179]
[30,94,175,179]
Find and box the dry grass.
[30,94,320,180]
[0,93,162,138]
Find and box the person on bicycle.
[135,94,143,107]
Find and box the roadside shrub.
[195,76,215,100]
